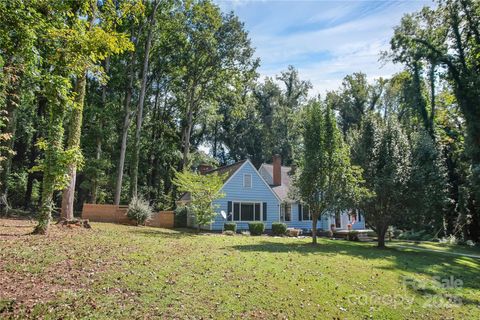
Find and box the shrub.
[439,234,458,245]
[347,230,359,241]
[174,206,189,228]
[398,230,434,241]
[248,222,265,235]
[272,222,287,236]
[127,196,153,225]
[224,222,237,232]
[465,240,476,247]
[223,230,235,236]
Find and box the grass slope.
[1,219,479,319]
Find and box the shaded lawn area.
[390,240,480,257]
[1,219,479,319]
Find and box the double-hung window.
[302,205,311,221]
[281,203,291,222]
[232,201,262,221]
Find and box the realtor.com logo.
[347,276,463,309]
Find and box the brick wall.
[82,204,174,228]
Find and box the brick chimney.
[199,164,213,175]
[273,154,281,186]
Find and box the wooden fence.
[82,203,174,228]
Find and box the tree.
[172,170,225,232]
[405,130,449,234]
[390,0,480,199]
[350,113,410,247]
[130,0,161,199]
[60,0,135,220]
[294,100,367,244]
[160,1,258,169]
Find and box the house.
[179,155,366,231]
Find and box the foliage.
[172,170,225,231]
[174,206,189,228]
[397,229,434,241]
[349,112,411,247]
[223,222,237,232]
[293,100,370,244]
[271,222,287,236]
[127,196,153,225]
[248,221,265,236]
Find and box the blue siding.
[210,161,280,231]
[283,203,366,231]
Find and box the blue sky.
[214,0,434,94]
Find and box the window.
[302,205,311,221]
[281,204,291,222]
[243,174,252,188]
[232,201,262,221]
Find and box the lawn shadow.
[231,238,480,301]
[127,227,199,239]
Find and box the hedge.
[248,222,265,235]
[224,222,237,232]
[272,222,287,236]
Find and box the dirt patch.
[0,219,105,317]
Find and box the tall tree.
[60,0,134,219]
[130,0,161,198]
[391,0,480,198]
[350,113,410,247]
[294,100,367,244]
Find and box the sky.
[214,0,435,94]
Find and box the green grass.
[390,240,480,257]
[1,221,479,319]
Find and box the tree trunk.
[377,224,388,248]
[130,8,156,199]
[61,6,96,219]
[34,96,66,234]
[312,214,318,244]
[114,41,138,205]
[91,57,110,204]
[61,72,87,220]
[181,106,194,170]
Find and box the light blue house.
[180,155,365,232]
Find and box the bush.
[127,196,153,225]
[174,206,189,228]
[224,222,237,232]
[248,222,265,235]
[347,230,359,241]
[439,234,458,245]
[272,222,287,236]
[398,229,434,241]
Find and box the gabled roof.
[258,164,293,202]
[202,159,247,182]
[178,160,247,202]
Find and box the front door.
[335,211,342,229]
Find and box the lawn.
[390,240,480,257]
[1,219,479,319]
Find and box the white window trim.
[281,203,292,222]
[302,205,312,221]
[232,201,263,222]
[243,173,252,188]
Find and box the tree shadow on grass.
[127,227,199,239]
[230,239,480,301]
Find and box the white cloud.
[215,0,434,93]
